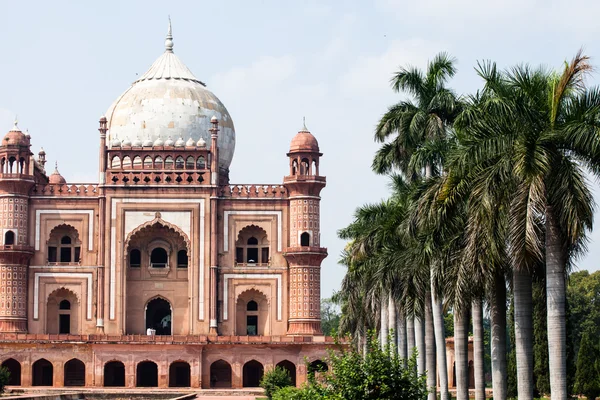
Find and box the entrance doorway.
[104,361,125,387]
[146,298,172,335]
[136,361,158,387]
[1,359,21,385]
[242,360,264,387]
[32,359,53,386]
[169,362,190,387]
[64,359,85,386]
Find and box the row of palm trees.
[335,51,600,400]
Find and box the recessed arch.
[32,358,53,386]
[122,156,132,168]
[186,156,195,169]
[169,361,190,387]
[64,358,85,386]
[243,360,264,387]
[47,224,81,264]
[1,358,21,386]
[111,155,121,169]
[136,361,158,387]
[124,217,191,256]
[236,289,269,336]
[47,287,80,335]
[104,360,125,387]
[236,225,270,265]
[210,359,232,388]
[143,156,153,169]
[196,156,206,169]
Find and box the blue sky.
[1,0,600,297]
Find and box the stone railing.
[220,184,287,198]
[32,184,99,197]
[106,171,208,186]
[0,333,335,344]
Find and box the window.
[235,226,270,265]
[175,156,184,169]
[300,158,310,175]
[4,230,14,245]
[196,156,205,169]
[165,156,174,169]
[59,300,71,310]
[129,249,141,268]
[177,250,188,268]
[247,301,258,311]
[150,248,168,268]
[300,232,310,247]
[144,156,153,169]
[246,316,258,336]
[59,314,70,334]
[47,226,81,264]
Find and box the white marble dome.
[105,22,236,171]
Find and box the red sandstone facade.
[0,25,332,390]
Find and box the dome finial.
[301,116,309,132]
[11,116,19,131]
[54,161,59,173]
[165,16,174,53]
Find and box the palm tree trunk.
[454,307,470,400]
[381,296,389,346]
[431,277,449,400]
[490,271,507,400]
[388,293,397,347]
[513,267,533,400]
[397,309,408,362]
[472,298,485,400]
[415,316,426,374]
[407,317,416,367]
[546,207,567,399]
[425,292,437,400]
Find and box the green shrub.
[260,366,293,399]
[272,331,428,400]
[0,366,10,393]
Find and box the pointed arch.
[124,216,191,254]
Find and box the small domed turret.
[186,137,195,147]
[175,137,185,147]
[165,136,175,146]
[111,138,121,148]
[49,163,66,184]
[3,120,29,147]
[143,136,153,147]
[289,120,319,153]
[122,137,132,147]
[197,137,206,147]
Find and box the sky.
[1,0,600,297]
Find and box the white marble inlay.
[223,273,282,320]
[223,211,282,252]
[33,272,93,320]
[35,209,94,250]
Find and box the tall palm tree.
[449,51,600,399]
[374,52,461,400]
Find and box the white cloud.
[339,38,444,94]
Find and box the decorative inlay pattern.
[0,265,27,318]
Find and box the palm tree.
[374,52,461,400]
[449,51,600,399]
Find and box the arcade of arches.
[0,355,325,389]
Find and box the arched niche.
[46,287,80,334]
[236,289,269,336]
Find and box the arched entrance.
[243,360,264,387]
[236,289,269,336]
[169,361,190,387]
[104,361,125,387]
[136,361,158,387]
[210,360,232,388]
[1,359,21,386]
[276,360,296,387]
[64,359,85,386]
[125,219,190,335]
[32,359,53,386]
[46,288,79,334]
[146,298,172,335]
